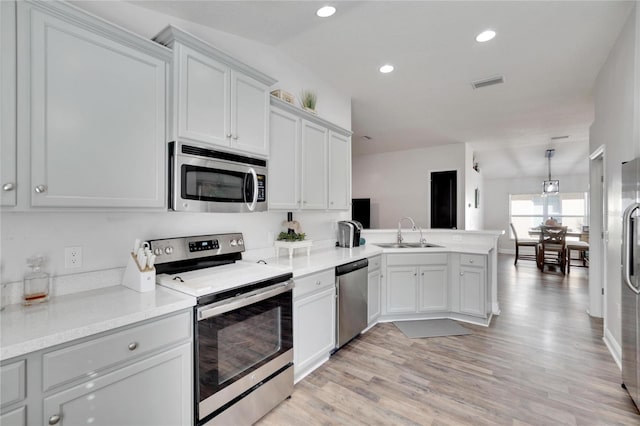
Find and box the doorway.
[589,146,606,319]
[430,170,457,229]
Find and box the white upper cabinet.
[18,1,170,208]
[176,44,230,146]
[269,108,300,210]
[155,26,276,158]
[0,1,16,207]
[301,120,328,210]
[328,131,351,210]
[269,97,351,211]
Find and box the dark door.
[431,171,457,229]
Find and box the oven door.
[196,281,293,421]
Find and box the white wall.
[352,143,466,229]
[483,173,589,252]
[589,3,638,361]
[0,1,351,284]
[465,143,484,230]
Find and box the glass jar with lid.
[23,256,49,305]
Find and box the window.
[509,192,588,241]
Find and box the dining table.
[528,228,590,242]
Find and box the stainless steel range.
[149,233,294,426]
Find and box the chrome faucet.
[397,217,427,245]
[397,217,417,243]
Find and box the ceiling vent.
[471,75,505,89]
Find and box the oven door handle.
[197,280,294,320]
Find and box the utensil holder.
[122,253,155,293]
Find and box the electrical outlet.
[65,246,82,269]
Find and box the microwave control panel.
[257,175,266,202]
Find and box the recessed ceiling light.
[475,30,496,43]
[316,6,336,18]
[379,64,394,74]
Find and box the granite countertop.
[0,285,195,361]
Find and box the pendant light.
[542,149,559,194]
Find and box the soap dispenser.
[23,256,49,305]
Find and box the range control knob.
[238,239,244,246]
[165,246,174,255]
[154,248,163,256]
[230,239,238,247]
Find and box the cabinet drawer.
[386,253,447,266]
[460,254,486,267]
[43,311,191,391]
[0,360,26,407]
[293,269,335,299]
[368,255,382,272]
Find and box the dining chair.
[566,241,589,273]
[510,223,538,265]
[537,225,568,274]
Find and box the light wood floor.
[258,255,640,425]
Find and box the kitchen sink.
[375,242,442,248]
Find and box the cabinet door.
[418,265,448,312]
[386,266,417,314]
[300,120,327,210]
[43,344,192,426]
[176,44,230,147]
[367,269,381,325]
[23,4,168,208]
[0,406,25,426]
[268,108,300,209]
[328,131,350,210]
[0,0,16,207]
[293,287,335,377]
[231,70,270,156]
[459,266,485,317]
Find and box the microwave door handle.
[623,202,640,294]
[246,167,258,212]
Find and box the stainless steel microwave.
[169,142,267,213]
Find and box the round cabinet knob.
[230,239,237,247]
[128,342,138,351]
[34,184,47,193]
[414,273,417,276]
[233,135,239,140]
[49,415,61,425]
[460,272,464,276]
[226,133,232,138]
[2,182,15,191]
[330,201,334,205]
[165,247,173,255]
[154,248,163,256]
[238,239,244,246]
[316,280,321,286]
[421,272,424,276]
[469,259,474,264]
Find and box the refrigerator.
[622,157,640,409]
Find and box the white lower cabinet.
[0,309,193,425]
[456,254,487,317]
[43,344,191,426]
[385,253,449,315]
[367,255,382,325]
[293,269,336,382]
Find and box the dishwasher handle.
[336,258,369,276]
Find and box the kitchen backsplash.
[0,210,349,284]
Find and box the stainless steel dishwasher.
[335,258,369,349]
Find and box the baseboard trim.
[603,327,622,371]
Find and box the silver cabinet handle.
[34,184,47,193]
[316,280,321,286]
[414,273,417,276]
[226,133,232,138]
[49,415,61,425]
[128,342,138,351]
[2,183,15,191]
[469,259,474,264]
[421,272,424,276]
[233,135,239,140]
[330,201,334,205]
[460,272,464,276]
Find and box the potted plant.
[300,90,317,114]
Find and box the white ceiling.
[133,0,633,179]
